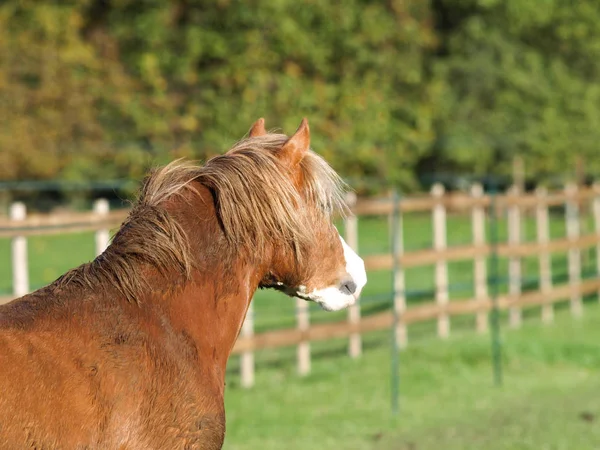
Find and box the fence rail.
[2,183,600,387]
[232,277,600,354]
[0,210,128,238]
[353,186,600,215]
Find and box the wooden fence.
[0,199,127,303]
[2,184,600,388]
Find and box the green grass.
[224,304,600,450]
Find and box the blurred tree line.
[1,0,599,191]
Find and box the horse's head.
[251,118,367,311]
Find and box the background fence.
[2,183,600,388]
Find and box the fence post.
[565,183,582,317]
[391,190,407,347]
[471,184,488,333]
[345,192,361,358]
[536,187,553,324]
[390,188,402,414]
[11,202,29,298]
[296,298,310,375]
[240,302,255,388]
[431,184,449,338]
[593,182,600,302]
[94,198,110,256]
[488,186,503,386]
[507,186,522,328]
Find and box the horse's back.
[0,292,109,447]
[0,289,226,449]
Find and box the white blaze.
[340,235,367,295]
[300,234,367,311]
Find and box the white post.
[94,198,110,256]
[345,192,361,358]
[536,187,553,323]
[508,186,522,328]
[11,202,29,298]
[593,182,600,302]
[392,193,407,347]
[297,298,310,375]
[565,183,582,317]
[432,184,449,338]
[471,184,488,333]
[240,302,255,388]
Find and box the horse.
[0,118,367,449]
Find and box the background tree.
[427,0,600,183]
[1,0,599,190]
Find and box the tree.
[428,0,600,182]
[1,0,437,191]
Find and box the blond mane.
[58,134,347,303]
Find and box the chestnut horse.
[0,118,366,449]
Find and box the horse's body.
[0,119,366,449]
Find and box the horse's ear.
[280,118,310,168]
[249,118,267,137]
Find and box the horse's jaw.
[296,235,367,311]
[294,286,358,312]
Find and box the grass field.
[224,304,600,449]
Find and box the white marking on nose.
[295,234,368,311]
[339,235,367,297]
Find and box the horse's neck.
[163,186,264,374]
[164,265,258,377]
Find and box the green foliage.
[430,0,600,180]
[0,0,436,190]
[1,0,599,188]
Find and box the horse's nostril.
[340,280,357,295]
